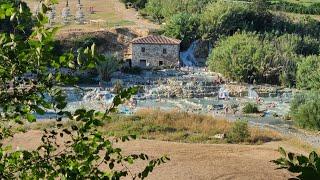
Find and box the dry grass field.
[3,130,301,180]
[24,0,159,31]
[5,110,320,179]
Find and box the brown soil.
[25,0,159,31]
[4,130,297,180]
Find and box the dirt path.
[116,140,296,180]
[5,130,297,180]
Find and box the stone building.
[128,35,181,68]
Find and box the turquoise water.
[36,87,319,147]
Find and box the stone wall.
[131,43,180,68]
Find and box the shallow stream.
[37,85,320,148]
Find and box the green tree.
[207,32,269,83]
[200,0,272,41]
[142,0,212,23]
[290,91,320,131]
[163,13,200,50]
[207,32,301,86]
[296,56,320,90]
[0,0,168,178]
[144,0,164,24]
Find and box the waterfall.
[248,85,259,99]
[180,41,199,67]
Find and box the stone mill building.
[127,35,181,68]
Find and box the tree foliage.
[96,55,121,81]
[143,0,164,24]
[207,32,299,85]
[0,0,33,37]
[227,120,250,143]
[207,32,311,86]
[200,0,272,41]
[143,0,212,23]
[296,56,320,90]
[163,13,200,50]
[271,0,320,15]
[0,0,168,178]
[290,91,320,131]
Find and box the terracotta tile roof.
[131,35,181,45]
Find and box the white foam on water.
[180,41,199,67]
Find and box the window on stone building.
[163,48,167,54]
[159,61,164,66]
[141,47,145,52]
[140,59,147,67]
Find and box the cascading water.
[82,88,114,104]
[180,41,199,67]
[248,85,259,99]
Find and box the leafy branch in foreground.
[272,147,320,180]
[0,88,169,179]
[0,0,168,179]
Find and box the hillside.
[24,0,159,32]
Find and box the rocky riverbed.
[38,68,320,147]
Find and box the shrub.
[296,56,320,90]
[96,55,121,81]
[227,120,250,143]
[290,91,320,131]
[271,0,320,15]
[207,32,300,86]
[273,147,320,179]
[143,0,212,23]
[122,66,142,75]
[207,32,263,83]
[242,103,259,114]
[200,1,272,41]
[120,0,148,9]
